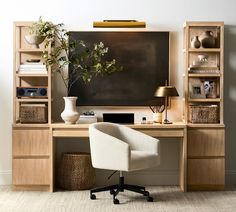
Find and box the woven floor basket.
[59,152,95,190]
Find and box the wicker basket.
[189,105,219,123]
[58,152,95,190]
[20,104,47,123]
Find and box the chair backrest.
[91,122,122,139]
[88,122,130,171]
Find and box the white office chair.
[89,122,160,204]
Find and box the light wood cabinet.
[184,22,225,191]
[12,127,51,191]
[12,22,53,191]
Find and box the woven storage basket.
[20,104,47,123]
[58,152,95,190]
[189,105,219,123]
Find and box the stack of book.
[18,62,47,74]
[77,115,98,124]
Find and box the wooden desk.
[51,122,187,192]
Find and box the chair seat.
[130,150,160,171]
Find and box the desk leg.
[49,129,55,192]
[179,127,187,192]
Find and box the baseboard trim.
[226,170,236,185]
[0,170,12,185]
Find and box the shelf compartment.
[188,104,219,124]
[189,77,220,99]
[188,52,220,70]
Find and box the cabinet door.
[188,128,224,157]
[187,158,224,190]
[12,158,50,185]
[13,128,50,156]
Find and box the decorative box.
[20,104,48,123]
[189,105,219,123]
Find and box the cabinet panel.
[13,128,50,156]
[13,158,50,185]
[188,128,224,157]
[187,158,224,186]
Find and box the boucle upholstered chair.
[89,122,160,204]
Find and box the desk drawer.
[13,158,50,185]
[188,128,224,157]
[13,128,50,156]
[187,158,224,189]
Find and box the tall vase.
[190,36,201,48]
[61,97,80,124]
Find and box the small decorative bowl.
[198,54,208,62]
[24,35,46,48]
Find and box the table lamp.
[154,86,179,124]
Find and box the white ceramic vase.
[153,113,162,123]
[61,97,80,124]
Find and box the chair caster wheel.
[90,194,96,200]
[147,196,153,202]
[113,198,120,204]
[110,189,115,195]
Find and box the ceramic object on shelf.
[24,35,45,48]
[190,36,201,48]
[198,54,208,62]
[61,97,80,124]
[153,113,162,123]
[199,31,215,48]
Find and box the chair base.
[90,176,153,204]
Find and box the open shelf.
[16,73,48,77]
[188,48,221,53]
[17,48,46,53]
[188,73,221,77]
[16,98,48,103]
[188,98,221,102]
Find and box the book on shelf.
[188,66,220,74]
[77,115,98,124]
[18,63,47,73]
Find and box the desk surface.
[51,122,186,128]
[51,122,186,138]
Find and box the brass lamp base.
[163,119,172,124]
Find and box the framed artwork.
[189,83,205,98]
[203,80,217,98]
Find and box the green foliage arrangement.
[29,17,122,94]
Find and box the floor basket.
[58,152,95,190]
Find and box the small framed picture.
[203,80,217,98]
[190,83,205,98]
